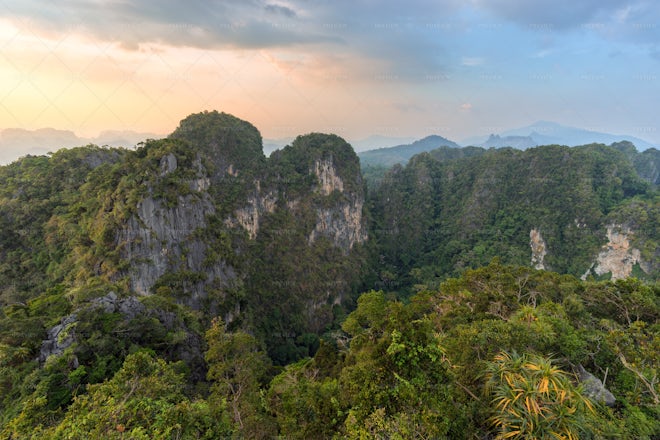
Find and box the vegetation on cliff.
[368,143,657,296]
[0,112,657,438]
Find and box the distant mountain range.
[357,121,657,168]
[462,121,657,150]
[350,135,418,152]
[2,121,656,167]
[478,134,537,149]
[358,135,461,167]
[264,134,418,157]
[0,128,161,165]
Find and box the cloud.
[470,0,624,29]
[393,102,425,113]
[469,0,660,48]
[0,0,324,50]
[532,49,554,58]
[264,3,297,18]
[604,2,660,45]
[461,57,485,66]
[1,0,658,86]
[0,0,460,77]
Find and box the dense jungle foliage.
[2,263,657,438]
[0,112,658,438]
[368,143,658,296]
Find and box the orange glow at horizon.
[0,18,455,142]
[0,20,325,139]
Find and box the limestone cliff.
[584,224,648,280]
[224,134,367,251]
[117,153,235,306]
[241,133,368,361]
[314,158,345,195]
[530,223,652,281]
[226,181,277,239]
[106,119,367,360]
[310,198,367,253]
[118,192,234,298]
[309,158,367,252]
[529,228,547,270]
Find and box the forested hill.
[368,143,658,295]
[358,134,461,168]
[0,111,658,438]
[611,141,660,186]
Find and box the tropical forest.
[0,111,658,439]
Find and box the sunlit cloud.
[0,0,658,157]
[461,57,485,66]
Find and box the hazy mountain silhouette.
[358,135,461,167]
[462,121,656,150]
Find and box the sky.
[0,0,659,150]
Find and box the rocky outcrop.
[576,364,616,406]
[119,194,207,296]
[314,158,344,195]
[228,181,277,239]
[39,313,78,363]
[91,291,145,319]
[309,197,367,253]
[40,292,147,363]
[307,157,367,252]
[111,126,367,356]
[529,228,547,270]
[160,153,178,176]
[586,224,647,280]
[117,155,235,305]
[39,291,204,376]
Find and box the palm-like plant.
[484,351,594,440]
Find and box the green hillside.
[0,112,657,438]
[368,144,658,295]
[358,134,461,168]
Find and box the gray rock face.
[160,153,177,176]
[314,158,344,195]
[309,197,367,253]
[227,181,277,239]
[577,364,616,406]
[40,291,148,363]
[228,156,368,254]
[529,228,547,270]
[117,156,236,307]
[91,291,146,319]
[39,313,78,363]
[118,193,213,296]
[307,158,367,253]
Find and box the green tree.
[19,351,228,440]
[339,291,470,439]
[267,358,342,439]
[205,317,276,438]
